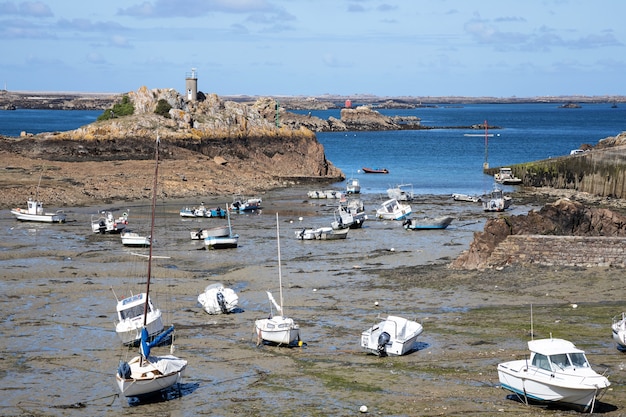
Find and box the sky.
[1,0,625,97]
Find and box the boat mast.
[483,120,489,170]
[276,213,284,316]
[142,135,160,327]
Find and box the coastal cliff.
[0,87,343,208]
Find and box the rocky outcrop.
[451,198,626,269]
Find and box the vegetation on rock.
[97,94,134,121]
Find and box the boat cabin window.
[120,304,146,320]
[532,353,551,371]
[550,353,571,369]
[570,352,589,368]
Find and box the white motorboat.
[346,178,361,194]
[190,225,230,240]
[11,199,66,223]
[114,292,164,346]
[91,210,128,234]
[386,183,414,201]
[256,214,301,347]
[198,283,239,314]
[482,185,512,212]
[120,232,151,247]
[611,312,626,350]
[497,338,610,413]
[295,226,348,240]
[116,136,187,399]
[331,199,367,230]
[360,315,423,357]
[452,193,482,203]
[376,198,412,220]
[494,167,523,185]
[403,216,454,230]
[229,195,262,212]
[306,190,342,199]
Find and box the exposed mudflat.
[1,187,626,417]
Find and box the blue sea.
[1,104,624,197]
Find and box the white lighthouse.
[185,68,198,101]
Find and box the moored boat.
[376,198,412,220]
[346,178,361,194]
[612,312,626,350]
[403,216,454,230]
[362,167,389,174]
[360,315,423,357]
[91,210,129,234]
[120,231,151,247]
[482,185,512,212]
[497,338,610,413]
[198,283,239,314]
[10,199,66,223]
[494,167,523,185]
[190,225,230,240]
[387,184,414,201]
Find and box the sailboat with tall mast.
[255,213,301,346]
[116,136,187,398]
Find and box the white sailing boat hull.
[116,355,187,397]
[255,316,300,345]
[497,360,609,412]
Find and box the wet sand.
[1,187,625,417]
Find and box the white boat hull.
[11,208,66,223]
[612,313,626,349]
[403,216,454,230]
[121,232,151,247]
[497,360,608,412]
[376,199,412,220]
[190,225,230,240]
[204,235,239,249]
[255,316,300,346]
[198,284,239,314]
[116,355,187,397]
[360,315,423,356]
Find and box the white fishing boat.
[403,216,454,230]
[190,225,230,240]
[255,213,301,346]
[482,185,512,212]
[116,136,187,399]
[197,283,239,314]
[295,226,348,240]
[120,232,151,247]
[179,206,196,217]
[10,199,66,223]
[494,167,523,185]
[331,199,367,230]
[204,209,238,249]
[611,312,626,350]
[376,198,412,220]
[497,338,610,412]
[346,177,361,194]
[386,183,414,201]
[360,315,423,357]
[113,292,164,346]
[91,210,129,234]
[10,168,67,223]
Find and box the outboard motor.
[217,291,228,314]
[377,331,391,357]
[118,361,131,379]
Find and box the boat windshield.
[120,304,147,320]
[532,353,551,371]
[550,353,571,369]
[569,352,589,368]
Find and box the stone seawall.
[487,235,626,268]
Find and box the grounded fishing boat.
[497,337,610,412]
[346,177,361,194]
[198,283,239,314]
[482,185,512,212]
[494,167,523,185]
[387,184,414,201]
[255,214,301,346]
[11,199,66,223]
[190,225,230,240]
[403,216,454,230]
[360,315,423,357]
[376,198,412,220]
[204,209,238,249]
[229,195,262,212]
[116,136,187,399]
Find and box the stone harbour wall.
[487,235,626,268]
